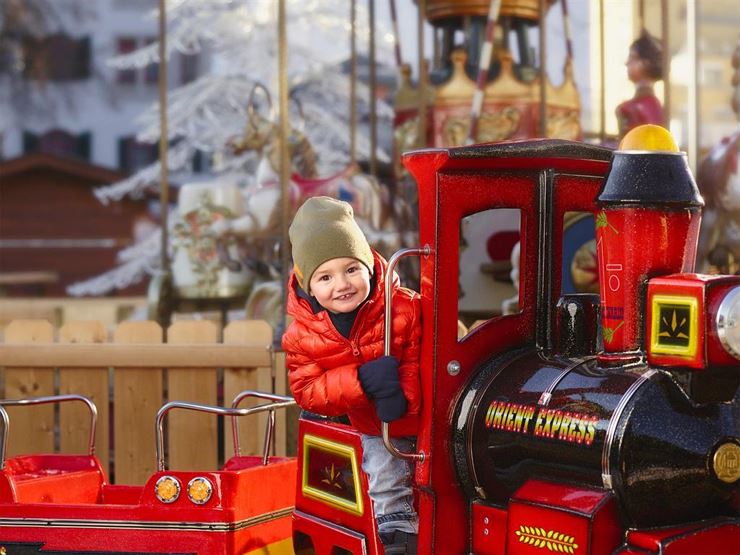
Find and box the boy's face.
[309,257,371,314]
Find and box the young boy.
[282,196,421,555]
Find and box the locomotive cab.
[404,139,620,555]
[405,132,739,554]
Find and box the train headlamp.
[155,475,181,504]
[187,477,213,505]
[717,286,740,360]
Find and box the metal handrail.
[231,391,295,465]
[155,399,293,471]
[0,394,98,470]
[381,246,431,464]
[0,407,8,471]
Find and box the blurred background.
[0,0,738,333]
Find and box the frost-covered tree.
[69,0,396,296]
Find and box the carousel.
[84,0,738,333]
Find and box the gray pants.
[360,435,419,536]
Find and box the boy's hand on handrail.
[358,355,399,398]
[358,356,407,422]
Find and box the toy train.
[0,126,738,554]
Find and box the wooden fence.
[0,319,291,486]
[0,297,147,332]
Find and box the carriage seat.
[222,455,296,472]
[0,454,105,504]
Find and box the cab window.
[561,211,599,295]
[458,208,521,340]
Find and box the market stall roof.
[0,152,124,184]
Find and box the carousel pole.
[560,0,573,61]
[350,0,357,166]
[417,0,427,147]
[598,0,606,143]
[158,0,169,278]
[661,0,671,124]
[467,0,502,145]
[278,0,290,339]
[148,0,173,330]
[388,0,403,66]
[538,0,547,137]
[687,0,698,171]
[369,0,378,177]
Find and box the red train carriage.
[1,127,738,555]
[0,393,297,554]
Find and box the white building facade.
[1,0,204,174]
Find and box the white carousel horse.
[696,131,740,274]
[224,118,395,245]
[218,105,403,327]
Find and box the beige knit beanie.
[289,196,374,293]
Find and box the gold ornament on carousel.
[424,0,557,22]
[400,0,581,150]
[431,48,580,147]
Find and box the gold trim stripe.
[0,506,293,532]
[302,434,364,516]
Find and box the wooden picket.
[223,320,275,459]
[3,320,55,457]
[113,321,164,485]
[0,318,291,486]
[58,320,110,472]
[167,320,219,472]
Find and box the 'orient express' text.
[483,401,598,446]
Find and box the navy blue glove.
[358,356,400,398]
[374,391,407,422]
[358,356,407,422]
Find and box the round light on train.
[187,477,213,505]
[712,441,740,484]
[155,475,181,504]
[619,123,680,152]
[716,286,740,360]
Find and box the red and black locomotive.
[0,126,737,554]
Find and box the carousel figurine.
[616,30,665,138]
[695,37,740,275]
[732,36,739,117]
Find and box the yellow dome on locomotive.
[619,124,679,152]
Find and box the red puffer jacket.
[282,250,421,437]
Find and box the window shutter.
[77,36,92,79]
[22,131,39,154]
[118,137,130,173]
[77,132,91,161]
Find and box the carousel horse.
[223,96,397,248]
[216,88,403,327]
[696,131,740,275]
